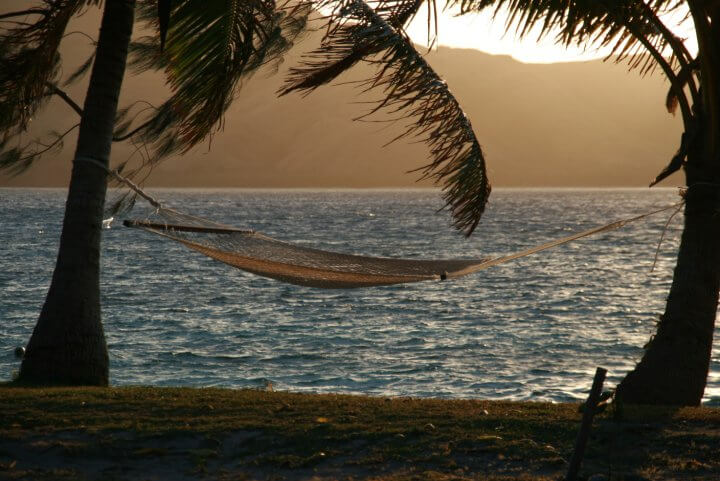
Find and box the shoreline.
[1,386,718,480]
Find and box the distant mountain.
[1,13,681,188]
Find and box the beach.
[0,386,718,480]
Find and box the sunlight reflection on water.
[1,188,718,405]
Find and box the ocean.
[1,187,718,404]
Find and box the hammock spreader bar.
[123,202,681,289]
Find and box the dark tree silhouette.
[0,0,309,385]
[4,0,718,405]
[283,0,719,406]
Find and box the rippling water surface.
[1,188,718,404]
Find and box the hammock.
[123,204,680,289]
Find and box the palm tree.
[283,0,716,405]
[1,0,487,385]
[2,0,137,385]
[463,0,719,407]
[0,0,311,385]
[4,0,716,406]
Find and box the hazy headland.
[0,6,682,189]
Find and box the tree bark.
[617,164,720,406]
[18,0,136,386]
[618,2,720,406]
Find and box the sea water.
[1,187,718,405]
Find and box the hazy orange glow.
[0,1,689,188]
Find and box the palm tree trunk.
[18,0,136,386]
[617,161,720,406]
[617,4,720,407]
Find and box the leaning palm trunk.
[618,152,720,406]
[18,0,136,385]
[617,5,720,405]
[431,0,719,406]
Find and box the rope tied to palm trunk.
[74,155,163,210]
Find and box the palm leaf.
[282,0,490,236]
[448,0,697,120]
[476,1,688,62]
[126,0,310,161]
[0,0,104,172]
[63,50,96,86]
[0,1,80,136]
[280,0,425,96]
[0,1,104,132]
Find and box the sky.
[405,4,697,64]
[0,1,689,188]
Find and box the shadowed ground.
[0,387,717,480]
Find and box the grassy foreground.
[0,387,718,480]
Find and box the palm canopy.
[271,0,712,231]
[445,0,716,183]
[125,0,310,157]
[283,0,713,201]
[282,0,491,235]
[0,0,309,167]
[132,0,492,235]
[450,0,701,122]
[0,1,100,173]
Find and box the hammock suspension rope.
[75,156,684,289]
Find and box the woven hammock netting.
[123,204,678,289]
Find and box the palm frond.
[280,0,425,96]
[127,0,310,160]
[666,85,679,114]
[450,0,686,57]
[0,123,79,176]
[112,102,158,141]
[665,55,700,115]
[0,0,106,162]
[0,1,81,136]
[0,0,104,173]
[447,0,697,124]
[282,0,490,236]
[63,50,96,86]
[127,36,170,71]
[0,145,25,175]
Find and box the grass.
[0,386,718,480]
